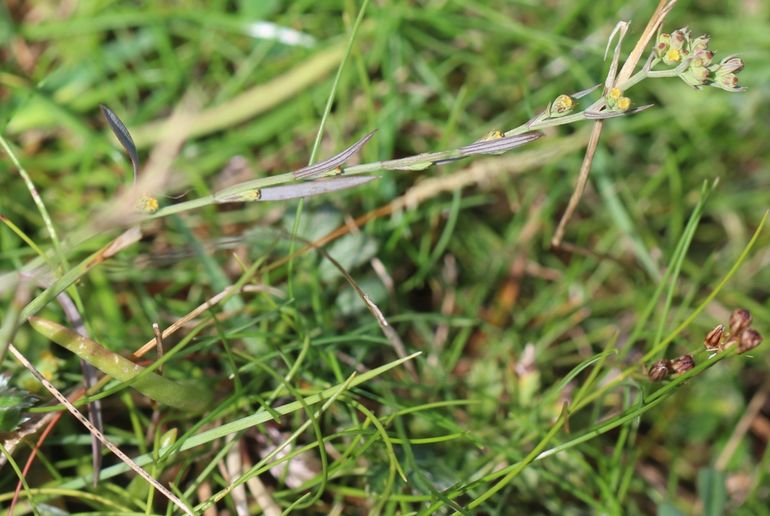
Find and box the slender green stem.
[0,136,68,271]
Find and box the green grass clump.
[1,1,769,514]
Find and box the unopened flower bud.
[714,73,745,92]
[681,65,710,88]
[729,308,752,336]
[605,88,626,110]
[548,94,576,117]
[655,33,671,58]
[716,55,744,75]
[714,72,745,92]
[648,359,671,381]
[738,329,762,354]
[704,324,724,352]
[670,29,689,51]
[690,34,711,53]
[671,354,695,375]
[481,130,504,141]
[692,49,714,68]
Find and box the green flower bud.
[605,88,631,112]
[670,29,689,51]
[681,64,710,88]
[137,194,159,213]
[690,34,711,53]
[716,72,745,92]
[716,55,744,76]
[655,33,671,58]
[481,130,504,141]
[692,49,714,68]
[547,94,576,118]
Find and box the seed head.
[704,324,724,352]
[671,354,695,375]
[648,359,671,381]
[729,308,752,337]
[738,329,762,354]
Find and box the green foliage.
[1,0,769,514]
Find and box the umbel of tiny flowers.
[652,28,746,92]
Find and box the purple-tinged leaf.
[100,104,140,180]
[217,176,379,204]
[573,84,601,99]
[458,131,542,156]
[584,104,654,119]
[294,130,377,180]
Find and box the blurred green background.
[1,0,769,514]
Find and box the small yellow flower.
[138,194,159,213]
[240,189,262,201]
[664,48,681,65]
[607,87,622,101]
[481,130,504,141]
[616,96,632,112]
[549,94,575,117]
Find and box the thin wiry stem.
[0,136,68,271]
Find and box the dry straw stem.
[715,378,770,471]
[128,42,347,149]
[6,343,195,516]
[551,0,677,248]
[132,284,284,358]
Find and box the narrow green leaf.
[697,467,727,516]
[29,317,211,412]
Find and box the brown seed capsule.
[648,359,671,381]
[670,354,695,375]
[738,329,762,354]
[704,324,725,351]
[729,308,752,337]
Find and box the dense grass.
[1,0,769,514]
